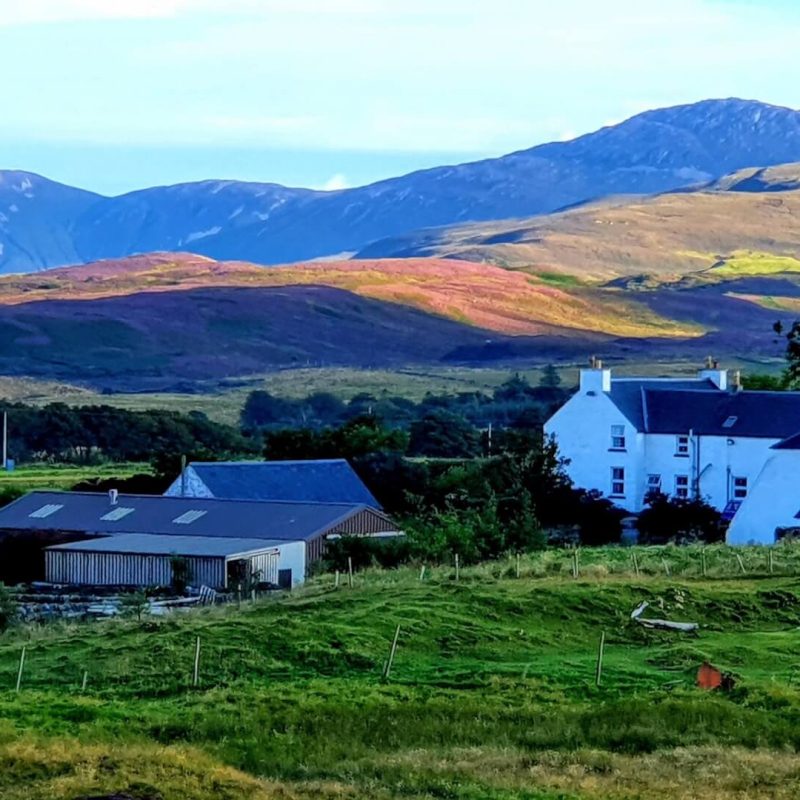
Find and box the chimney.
[108,489,119,506]
[180,454,188,497]
[698,358,728,390]
[580,357,611,394]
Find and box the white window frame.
[610,424,626,451]
[646,474,662,491]
[675,435,690,457]
[675,474,689,499]
[611,466,625,497]
[733,476,748,500]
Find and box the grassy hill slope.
[3,547,800,799]
[357,165,800,282]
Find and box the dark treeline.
[0,402,257,466]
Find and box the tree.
[784,321,800,388]
[408,410,482,458]
[119,589,149,621]
[539,364,562,389]
[170,556,193,595]
[637,492,725,544]
[0,583,17,632]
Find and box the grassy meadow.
[0,463,149,494]
[3,544,800,798]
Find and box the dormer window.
[610,424,626,451]
[722,416,738,429]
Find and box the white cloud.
[318,174,350,191]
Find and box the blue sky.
[1,0,798,195]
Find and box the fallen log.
[630,601,699,632]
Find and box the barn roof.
[172,459,380,508]
[47,533,286,558]
[0,491,384,543]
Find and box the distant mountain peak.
[4,97,800,273]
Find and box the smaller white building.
[727,433,800,545]
[545,362,800,516]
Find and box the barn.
[164,459,381,508]
[0,490,399,588]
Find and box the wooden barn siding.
[45,551,226,589]
[330,509,396,536]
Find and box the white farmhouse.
[544,362,800,517]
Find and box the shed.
[45,534,305,590]
[164,459,381,508]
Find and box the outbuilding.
[45,533,305,590]
[0,490,399,586]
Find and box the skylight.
[173,510,207,525]
[29,503,64,519]
[100,507,135,522]
[722,416,738,428]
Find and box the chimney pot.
[109,489,118,506]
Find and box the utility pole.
[2,411,7,470]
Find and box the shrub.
[0,583,17,632]
[637,491,726,544]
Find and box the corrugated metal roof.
[171,459,380,508]
[47,533,284,558]
[0,492,372,542]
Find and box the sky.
[1,0,799,195]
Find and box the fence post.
[335,570,340,589]
[701,549,707,578]
[662,558,671,577]
[736,553,746,575]
[516,553,521,579]
[348,557,354,588]
[595,631,605,687]
[192,636,201,688]
[455,553,460,582]
[382,624,402,680]
[572,550,579,578]
[768,549,774,575]
[15,647,26,693]
[419,565,426,581]
[81,670,88,693]
[632,551,640,577]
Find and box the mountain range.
[4,97,800,274]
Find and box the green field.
[3,544,800,799]
[0,463,149,494]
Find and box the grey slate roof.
[608,378,717,430]
[0,491,373,543]
[177,459,380,508]
[47,533,285,558]
[642,389,800,438]
[607,379,800,439]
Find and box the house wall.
[727,453,800,545]
[544,389,644,512]
[643,434,778,510]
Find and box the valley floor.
[2,546,800,798]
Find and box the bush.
[637,491,726,544]
[0,583,17,632]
